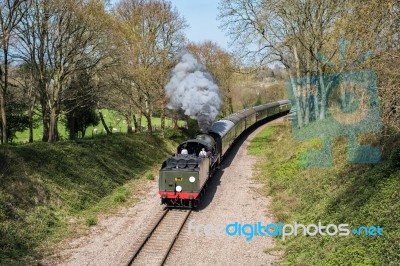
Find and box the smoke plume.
[165,53,221,133]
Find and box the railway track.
[127,208,191,266]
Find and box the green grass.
[14,109,186,143]
[248,126,275,156]
[0,129,189,264]
[249,123,400,266]
[85,216,97,227]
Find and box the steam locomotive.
[158,100,290,208]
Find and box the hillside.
[0,130,188,264]
[249,123,400,265]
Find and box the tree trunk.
[0,111,2,144]
[1,46,9,144]
[126,114,133,134]
[127,104,134,134]
[28,109,34,143]
[145,114,152,133]
[304,57,311,125]
[41,97,50,142]
[289,72,303,128]
[313,48,320,121]
[144,95,152,132]
[132,113,138,132]
[172,112,178,129]
[160,98,166,138]
[69,112,76,140]
[318,64,329,120]
[0,92,6,144]
[136,111,142,132]
[292,45,303,128]
[99,111,112,135]
[228,93,234,114]
[48,106,59,143]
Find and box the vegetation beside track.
[249,123,400,265]
[0,129,188,264]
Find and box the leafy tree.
[65,107,99,139]
[0,0,29,143]
[111,0,187,135]
[3,93,29,142]
[17,0,112,142]
[187,41,235,116]
[63,70,100,140]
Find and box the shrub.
[85,216,97,227]
[389,147,400,169]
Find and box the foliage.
[231,73,287,111]
[389,147,400,169]
[0,131,188,264]
[4,101,30,142]
[65,107,100,139]
[85,216,97,226]
[145,172,155,181]
[184,118,200,137]
[250,123,400,265]
[219,0,400,132]
[104,0,187,134]
[16,0,112,142]
[0,0,29,144]
[63,71,100,139]
[187,41,235,116]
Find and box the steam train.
[158,100,290,208]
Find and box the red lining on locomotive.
[159,192,200,199]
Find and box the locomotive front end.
[159,154,210,208]
[159,136,218,208]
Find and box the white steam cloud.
[165,53,221,133]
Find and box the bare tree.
[0,0,28,143]
[218,0,346,127]
[17,0,112,142]
[112,0,186,135]
[331,0,400,134]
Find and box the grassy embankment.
[248,122,400,265]
[0,129,189,265]
[14,109,186,143]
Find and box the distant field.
[14,109,186,143]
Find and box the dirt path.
[46,118,284,266]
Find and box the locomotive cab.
[177,134,217,158]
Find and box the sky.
[169,0,231,50]
[110,0,231,50]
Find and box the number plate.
[175,177,183,181]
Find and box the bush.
[113,187,129,203]
[146,172,155,180]
[85,216,97,227]
[389,147,400,169]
